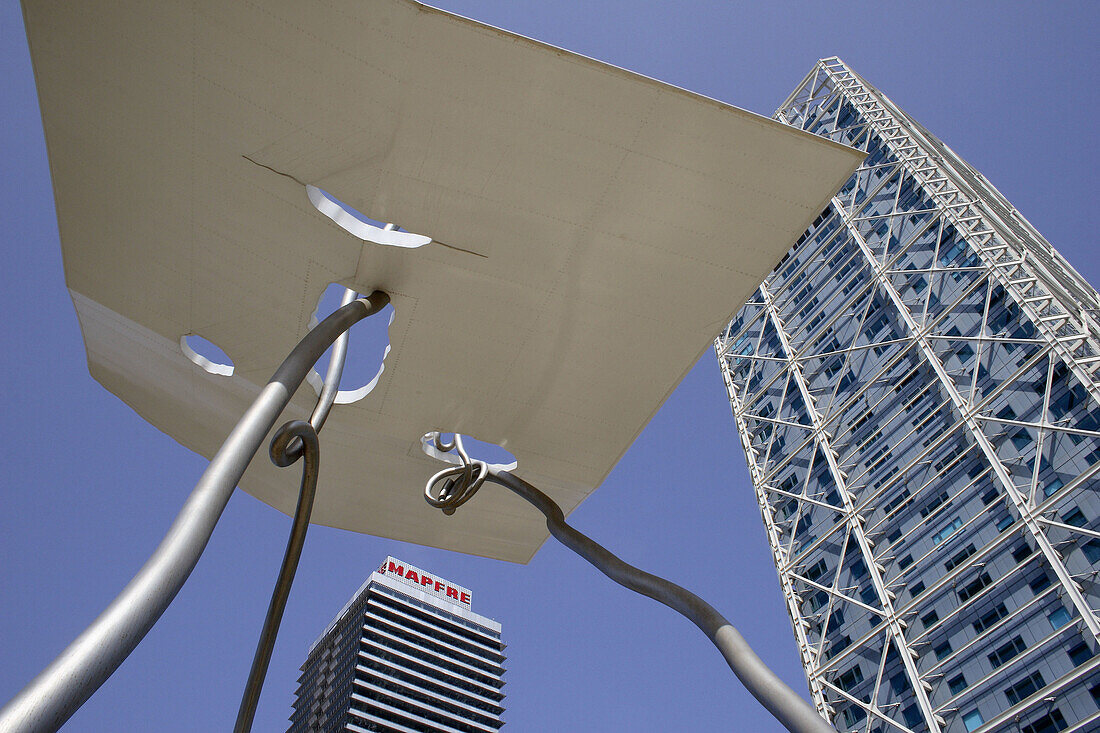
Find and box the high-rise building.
[289,557,505,732]
[717,58,1100,733]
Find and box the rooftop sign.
[378,556,472,608]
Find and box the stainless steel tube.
[234,420,321,733]
[487,468,838,733]
[309,287,358,432]
[0,291,389,733]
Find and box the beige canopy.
[23,0,862,561]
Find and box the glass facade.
[289,562,505,732]
[717,58,1100,733]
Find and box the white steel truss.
[718,58,1100,733]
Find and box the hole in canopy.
[181,334,234,377]
[306,185,431,249]
[307,283,395,404]
[423,432,518,471]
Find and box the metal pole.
[309,287,359,432]
[0,291,390,733]
[235,283,368,731]
[234,420,321,733]
[484,468,838,733]
[232,285,362,730]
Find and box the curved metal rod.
[423,433,488,514]
[0,291,390,733]
[482,468,838,733]
[238,286,362,729]
[309,287,358,432]
[235,420,320,733]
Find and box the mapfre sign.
[378,556,472,608]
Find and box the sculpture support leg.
[0,291,389,733]
[234,285,362,732]
[234,421,321,733]
[486,469,838,733]
[421,441,836,733]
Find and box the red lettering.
[383,560,467,603]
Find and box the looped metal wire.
[269,420,318,467]
[423,433,489,515]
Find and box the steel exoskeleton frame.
[0,290,390,733]
[718,58,1100,733]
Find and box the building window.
[1068,642,1092,666]
[1020,709,1067,733]
[842,705,867,727]
[932,517,963,545]
[825,635,851,660]
[806,558,829,582]
[1004,670,1045,706]
[988,636,1026,668]
[919,491,950,518]
[837,664,864,692]
[948,674,967,695]
[973,603,1008,634]
[934,641,953,661]
[958,572,993,603]
[915,488,950,517]
[1048,606,1072,630]
[882,488,911,515]
[1030,574,1052,594]
[921,609,939,628]
[962,709,984,732]
[945,543,977,571]
[796,514,813,537]
[889,671,908,695]
[827,608,845,634]
[1010,428,1033,451]
[1084,539,1100,564]
[1062,507,1087,527]
[1042,478,1064,497]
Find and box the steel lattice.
[717,58,1100,733]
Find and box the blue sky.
[1,2,1097,731]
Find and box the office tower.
[716,58,1100,733]
[289,557,505,732]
